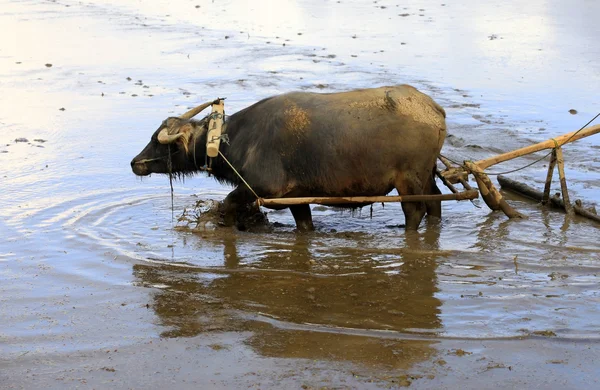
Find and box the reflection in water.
[246,326,435,370]
[474,212,510,253]
[133,229,444,368]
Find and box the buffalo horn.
[157,100,215,144]
[179,100,215,120]
[157,128,183,144]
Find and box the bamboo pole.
[464,161,525,218]
[542,150,557,205]
[555,147,574,216]
[257,189,479,207]
[475,124,600,170]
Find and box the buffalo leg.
[401,201,427,230]
[425,171,442,218]
[397,174,426,230]
[290,204,314,231]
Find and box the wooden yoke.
[206,99,225,158]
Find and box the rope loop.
[212,133,230,145]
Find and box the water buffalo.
[131,85,446,230]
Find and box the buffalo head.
[130,100,217,176]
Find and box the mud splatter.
[284,101,311,138]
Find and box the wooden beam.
[258,189,479,207]
[498,175,600,224]
[575,200,600,223]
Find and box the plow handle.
[475,124,600,170]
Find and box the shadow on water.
[132,226,446,368]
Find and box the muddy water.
[1,0,600,388]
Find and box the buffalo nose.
[130,159,135,168]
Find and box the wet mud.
[1,0,600,388]
[176,199,270,232]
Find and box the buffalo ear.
[176,123,195,154]
[179,123,194,135]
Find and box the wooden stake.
[542,150,557,205]
[555,147,574,216]
[475,124,600,170]
[258,189,479,207]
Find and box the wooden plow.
[254,124,600,223]
[438,124,600,223]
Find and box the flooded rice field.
[1,0,599,388]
